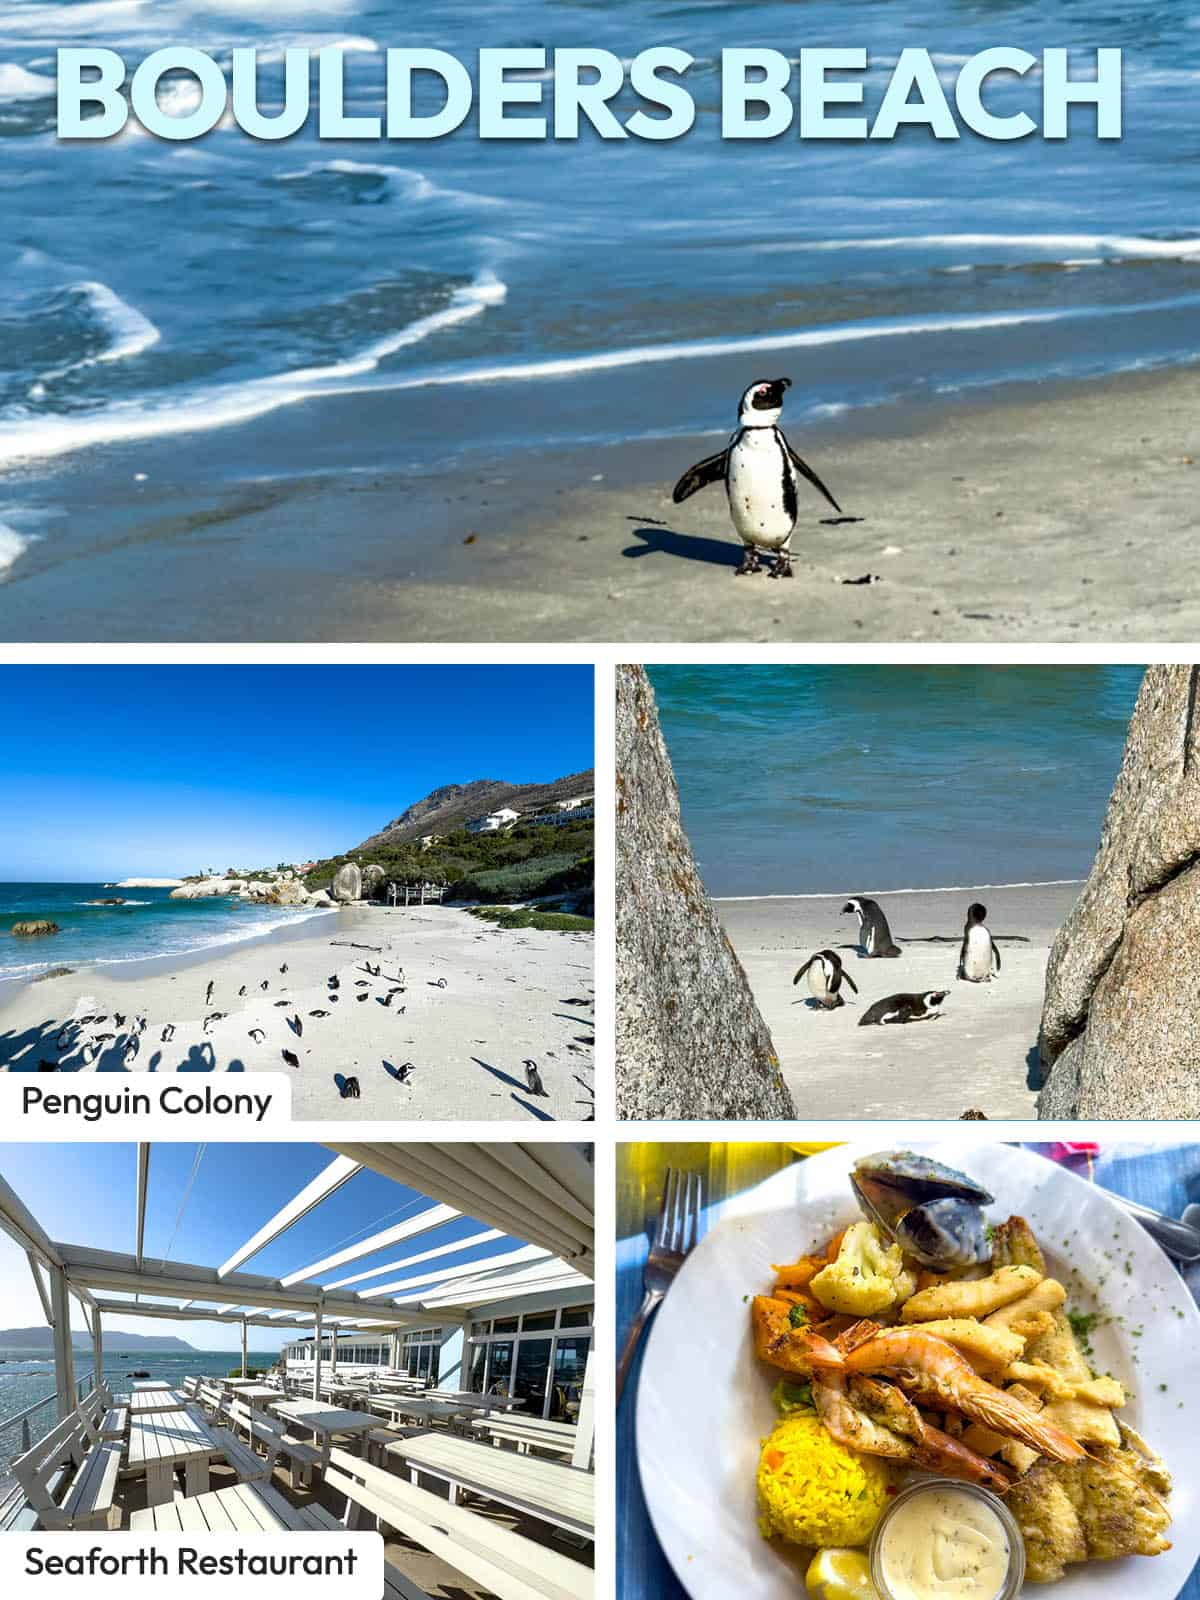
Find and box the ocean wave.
[36,282,161,385]
[0,62,53,98]
[0,270,507,470]
[0,904,338,981]
[276,158,506,211]
[382,289,1200,391]
[714,879,1085,902]
[0,523,29,579]
[755,232,1200,260]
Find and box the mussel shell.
[895,1197,992,1270]
[852,1151,994,1206]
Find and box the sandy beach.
[0,905,594,1122]
[717,882,1083,1119]
[2,363,1196,642]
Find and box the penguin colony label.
[55,47,1122,143]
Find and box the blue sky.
[0,1144,537,1351]
[0,665,594,880]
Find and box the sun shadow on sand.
[1025,1043,1044,1092]
[622,525,743,568]
[0,1021,245,1073]
[471,1056,527,1092]
[510,1093,555,1122]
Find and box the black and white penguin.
[672,377,843,578]
[792,949,859,1009]
[859,990,948,1027]
[958,902,1001,983]
[842,897,902,959]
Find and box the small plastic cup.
[868,1479,1025,1600]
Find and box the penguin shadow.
[380,1061,412,1084]
[820,515,865,527]
[510,1092,555,1122]
[793,996,854,1011]
[622,523,743,568]
[471,1056,527,1092]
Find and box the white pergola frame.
[0,1142,593,1418]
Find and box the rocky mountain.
[355,770,595,850]
[0,1326,195,1351]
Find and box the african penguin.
[842,897,902,959]
[859,990,948,1027]
[958,902,1001,983]
[672,377,843,578]
[793,949,859,1009]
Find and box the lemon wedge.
[805,1548,880,1600]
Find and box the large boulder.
[1038,665,1200,1117]
[265,878,310,906]
[331,862,363,903]
[362,864,386,895]
[11,921,59,937]
[170,877,238,899]
[616,664,794,1119]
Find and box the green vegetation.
[227,1366,267,1379]
[302,818,594,908]
[469,907,594,932]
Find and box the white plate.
[637,1142,1200,1600]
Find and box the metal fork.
[616,1168,703,1403]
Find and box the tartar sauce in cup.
[869,1481,1024,1600]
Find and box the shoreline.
[717,882,1082,1118]
[1,359,1198,641]
[0,904,595,1121]
[712,878,1085,903]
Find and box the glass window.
[471,1320,491,1337]
[468,1343,487,1393]
[550,1337,590,1421]
[514,1338,553,1416]
[560,1306,591,1328]
[493,1316,519,1333]
[522,1312,555,1331]
[486,1340,514,1395]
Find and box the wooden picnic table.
[129,1388,186,1415]
[126,1408,223,1507]
[130,1381,170,1392]
[470,1416,579,1458]
[386,1432,594,1539]
[129,1481,430,1600]
[130,1477,339,1533]
[225,1384,279,1406]
[269,1399,377,1473]
[369,1396,470,1429]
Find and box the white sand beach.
[0,905,594,1122]
[717,883,1082,1119]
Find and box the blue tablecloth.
[617,1142,1200,1600]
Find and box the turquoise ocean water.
[648,664,1144,898]
[1,2,1199,579]
[0,884,332,980]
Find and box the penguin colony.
[792,896,1002,1027]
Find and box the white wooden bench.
[384,1432,594,1540]
[326,1449,591,1600]
[470,1418,578,1458]
[11,1409,122,1530]
[243,1406,322,1489]
[206,1400,278,1484]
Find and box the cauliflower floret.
[809,1221,907,1315]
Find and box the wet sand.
[717,882,1083,1119]
[0,363,1197,641]
[0,904,595,1122]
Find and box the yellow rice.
[756,1413,891,1547]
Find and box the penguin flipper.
[992,940,1002,973]
[672,449,728,503]
[792,955,817,985]
[785,440,843,514]
[842,969,859,995]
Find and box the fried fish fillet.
[1008,1451,1172,1583]
[990,1215,1047,1274]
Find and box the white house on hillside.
[465,807,522,834]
